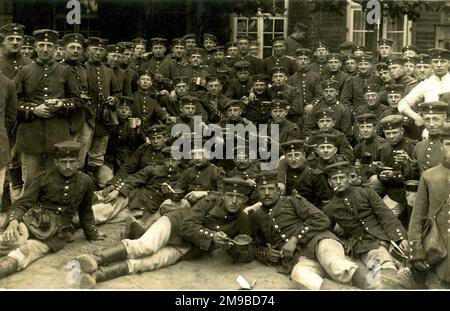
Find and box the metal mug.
[128,117,137,128]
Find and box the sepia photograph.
[0,0,450,293]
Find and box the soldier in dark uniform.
[308,41,329,76]
[143,38,176,80]
[84,37,121,187]
[263,37,296,76]
[378,84,404,122]
[251,170,368,290]
[225,41,239,67]
[233,34,264,75]
[245,74,272,124]
[268,99,301,145]
[377,39,394,63]
[179,47,209,93]
[103,124,168,195]
[340,54,381,116]
[54,39,65,62]
[183,33,197,54]
[321,53,348,94]
[338,41,355,56]
[132,68,168,130]
[202,33,218,67]
[93,146,182,226]
[354,84,387,120]
[166,76,190,117]
[106,44,126,93]
[369,115,418,223]
[103,96,145,177]
[60,33,90,168]
[408,123,450,288]
[403,57,417,79]
[225,60,253,100]
[117,41,134,70]
[307,134,346,172]
[387,58,418,96]
[305,80,353,141]
[76,177,253,289]
[305,108,354,163]
[207,46,233,78]
[0,141,104,280]
[168,37,188,78]
[402,45,419,59]
[128,38,147,72]
[268,67,303,124]
[323,161,411,289]
[288,48,322,112]
[0,54,17,210]
[285,22,308,57]
[412,101,447,173]
[376,62,393,106]
[0,23,32,79]
[277,140,331,208]
[352,45,366,58]
[353,113,386,162]
[198,75,229,123]
[219,99,253,127]
[343,55,358,77]
[14,29,81,191]
[20,35,35,59]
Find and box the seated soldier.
[100,96,145,187]
[268,67,303,125]
[354,84,387,120]
[91,147,183,225]
[368,115,418,224]
[225,61,253,100]
[0,141,104,279]
[219,99,253,127]
[305,108,354,163]
[305,79,353,142]
[174,146,225,205]
[307,133,346,173]
[76,178,254,289]
[102,124,168,196]
[167,76,191,117]
[198,75,230,124]
[412,101,447,173]
[251,171,371,290]
[268,99,301,145]
[323,161,414,289]
[277,140,331,209]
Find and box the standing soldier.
[263,37,296,76]
[343,55,358,77]
[14,29,81,191]
[308,41,329,76]
[179,48,209,93]
[225,41,239,67]
[415,54,432,82]
[106,44,126,93]
[340,54,381,116]
[60,33,90,167]
[412,101,447,173]
[207,46,233,78]
[20,35,35,59]
[0,23,32,79]
[288,48,322,111]
[202,33,218,67]
[234,35,264,75]
[225,61,253,100]
[377,39,394,63]
[387,58,418,96]
[128,38,147,72]
[183,34,197,54]
[285,22,308,56]
[143,38,176,80]
[85,37,121,186]
[169,38,188,78]
[408,123,450,289]
[198,75,229,124]
[354,84,387,120]
[117,41,134,70]
[321,53,348,94]
[268,99,301,144]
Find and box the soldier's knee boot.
[80,261,129,289]
[122,217,147,240]
[320,278,359,290]
[0,256,19,279]
[77,244,128,274]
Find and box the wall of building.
[413,10,441,52]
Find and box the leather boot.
[351,266,372,289]
[0,256,19,279]
[380,268,404,289]
[80,261,129,289]
[77,243,128,274]
[320,278,359,290]
[122,217,146,240]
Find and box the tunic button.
[366,227,369,231]
[64,186,69,189]
[426,155,430,157]
[427,148,431,151]
[274,225,279,229]
[216,226,220,229]
[64,193,68,196]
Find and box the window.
[346,0,412,56]
[231,0,288,59]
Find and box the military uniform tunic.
[0,52,32,79]
[412,137,443,173]
[288,70,322,107]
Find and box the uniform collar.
[334,186,352,198]
[35,58,56,67]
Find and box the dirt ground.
[0,213,297,290]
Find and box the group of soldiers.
[0,20,450,290]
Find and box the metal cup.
[128,117,137,128]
